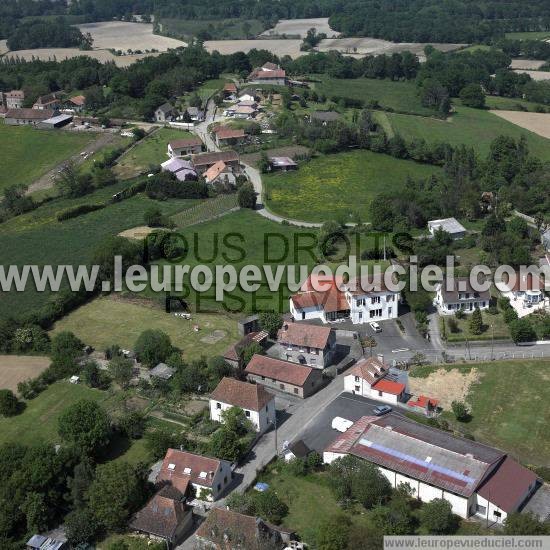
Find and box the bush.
[451,400,470,422]
[0,389,21,417]
[510,319,536,343]
[57,203,106,221]
[447,317,459,333]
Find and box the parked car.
[369,321,382,333]
[373,405,392,416]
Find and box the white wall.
[348,292,399,324]
[209,400,275,433]
[289,300,325,322]
[474,493,507,524]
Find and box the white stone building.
[209,377,275,434]
[434,277,490,315]
[343,356,406,404]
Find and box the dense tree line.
[6,17,91,50]
[328,0,550,43]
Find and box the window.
[370,309,382,318]
[261,375,265,380]
[280,383,285,390]
[359,312,362,320]
[224,476,227,484]
[378,391,383,396]
[387,295,394,302]
[476,504,487,515]
[388,307,392,315]
[355,385,360,392]
[294,388,299,395]
[371,296,381,304]
[245,410,251,417]
[216,402,221,409]
[217,484,221,491]
[355,376,359,382]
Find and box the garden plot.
[261,18,339,38]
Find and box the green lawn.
[51,296,241,361]
[414,361,550,465]
[386,105,550,161]
[115,128,198,179]
[263,150,441,223]
[256,465,370,546]
[0,182,200,320]
[0,381,117,447]
[313,76,436,116]
[0,120,95,194]
[441,310,510,342]
[485,95,547,112]
[143,208,321,314]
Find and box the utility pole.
[274,410,278,457]
[491,323,495,361]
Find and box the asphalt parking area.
[293,392,405,454]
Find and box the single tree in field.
[451,400,470,422]
[108,355,134,388]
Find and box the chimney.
[377,354,385,364]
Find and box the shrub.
[447,317,459,333]
[57,203,106,221]
[451,400,470,422]
[510,319,536,343]
[0,389,21,417]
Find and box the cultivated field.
[316,37,466,59]
[205,39,303,59]
[0,183,199,320]
[3,47,159,67]
[77,21,186,51]
[158,18,265,41]
[0,121,95,195]
[491,110,550,140]
[383,105,550,161]
[50,296,240,360]
[510,59,546,70]
[263,150,440,223]
[313,76,435,116]
[0,355,50,393]
[411,360,550,465]
[512,69,550,81]
[114,128,197,179]
[261,18,339,38]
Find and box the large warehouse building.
[324,414,538,524]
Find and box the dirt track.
[26,132,119,195]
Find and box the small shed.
[283,440,312,462]
[427,217,466,240]
[150,363,176,381]
[269,156,298,172]
[238,314,260,336]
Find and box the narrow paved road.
[193,99,323,228]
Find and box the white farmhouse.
[324,414,539,524]
[343,356,406,404]
[289,274,399,325]
[209,377,275,434]
[156,448,232,501]
[434,277,490,315]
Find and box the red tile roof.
[157,449,224,490]
[408,395,439,409]
[204,160,228,183]
[196,508,259,546]
[250,68,286,79]
[347,356,388,385]
[69,95,86,106]
[501,272,546,293]
[5,108,54,120]
[223,83,237,92]
[371,378,405,395]
[169,137,203,149]
[192,150,239,167]
[300,274,344,292]
[246,354,314,387]
[215,126,246,140]
[277,322,332,350]
[477,457,538,512]
[210,377,274,411]
[291,287,350,314]
[130,487,189,541]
